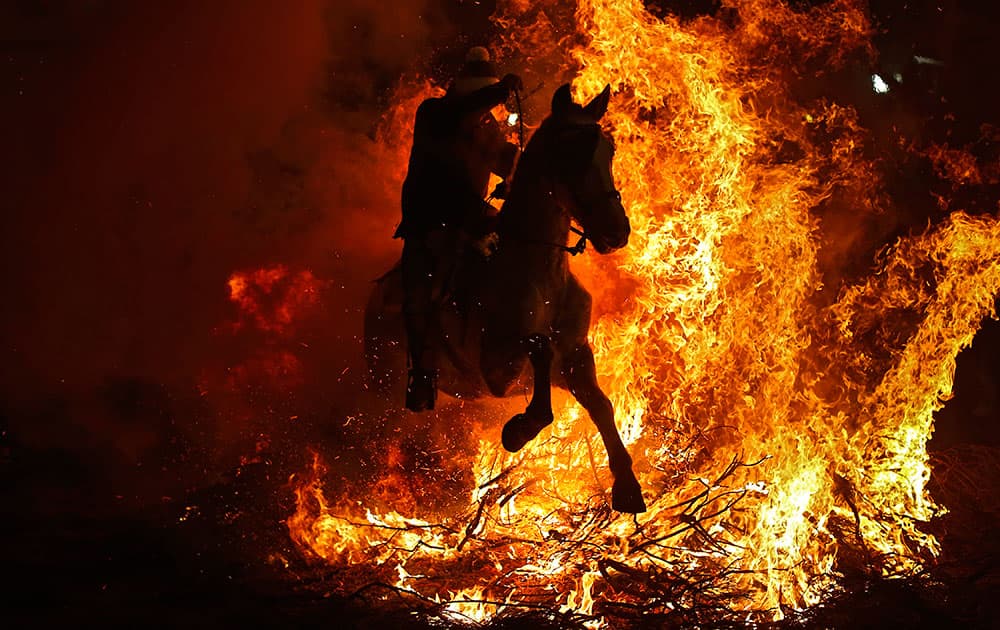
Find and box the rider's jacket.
[394,81,517,240]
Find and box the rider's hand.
[501,73,524,93]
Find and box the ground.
[5,431,999,629]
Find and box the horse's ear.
[551,83,574,118]
[583,84,612,120]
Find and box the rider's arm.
[445,74,522,122]
[448,81,511,118]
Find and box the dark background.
[2,0,999,626]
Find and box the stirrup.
[405,368,437,412]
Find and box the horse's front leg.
[500,333,555,452]
[562,343,646,513]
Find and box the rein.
[488,87,526,203]
[513,86,526,153]
[504,222,588,256]
[565,225,588,255]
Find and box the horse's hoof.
[501,412,553,453]
[611,477,647,513]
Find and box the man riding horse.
[372,74,646,512]
[396,47,522,412]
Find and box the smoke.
[0,0,468,497]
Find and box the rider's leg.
[401,237,438,411]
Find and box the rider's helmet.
[448,47,500,96]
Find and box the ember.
[286,0,1000,624]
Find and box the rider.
[395,47,523,412]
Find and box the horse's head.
[543,83,630,254]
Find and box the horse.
[365,83,646,513]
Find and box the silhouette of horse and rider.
[365,48,646,513]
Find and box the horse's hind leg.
[562,343,646,513]
[500,334,555,452]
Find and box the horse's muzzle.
[594,216,630,254]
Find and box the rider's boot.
[405,328,437,412]
[405,367,437,412]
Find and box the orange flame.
[202,264,325,407]
[227,265,323,336]
[287,0,1000,621]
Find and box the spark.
[872,73,890,94]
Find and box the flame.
[200,264,326,419]
[227,265,323,336]
[286,0,1000,622]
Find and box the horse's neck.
[499,171,570,262]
